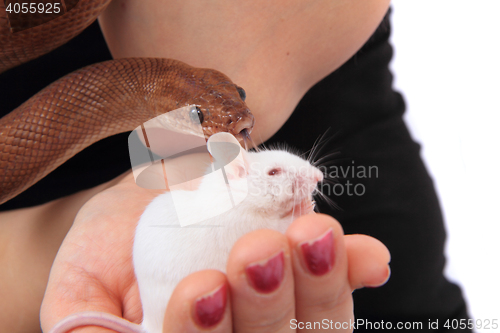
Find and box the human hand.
[40,172,390,332]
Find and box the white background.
[390,0,500,330]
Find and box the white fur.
[133,149,323,333]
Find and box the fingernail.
[245,251,284,293]
[300,228,334,276]
[380,265,391,285]
[194,284,227,328]
[384,265,391,281]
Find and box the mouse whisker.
[320,178,340,185]
[307,134,323,163]
[314,190,342,211]
[253,130,267,152]
[312,151,342,167]
[308,128,336,164]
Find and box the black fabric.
[267,12,471,331]
[0,10,471,332]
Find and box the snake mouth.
[232,112,254,135]
[233,111,255,148]
[235,128,250,143]
[235,128,259,151]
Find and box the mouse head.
[234,149,323,218]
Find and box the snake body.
[0,0,254,204]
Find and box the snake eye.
[236,86,246,101]
[189,106,204,124]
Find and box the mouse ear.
[226,158,247,181]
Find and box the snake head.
[186,68,255,142]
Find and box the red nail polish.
[300,229,334,276]
[245,251,284,293]
[194,284,227,328]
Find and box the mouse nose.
[313,169,324,183]
[295,170,323,190]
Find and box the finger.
[344,234,391,290]
[285,214,353,331]
[163,270,232,333]
[226,229,295,333]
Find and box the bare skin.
[0,0,392,332]
[99,0,391,144]
[0,178,126,333]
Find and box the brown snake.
[0,0,255,205]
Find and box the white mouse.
[48,144,323,333]
[134,147,323,333]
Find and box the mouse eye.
[268,168,281,176]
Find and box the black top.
[0,9,471,332]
